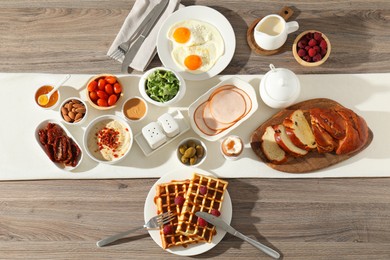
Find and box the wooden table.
[1,1,390,259]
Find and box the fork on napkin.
[107,0,181,72]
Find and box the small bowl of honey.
[34,85,60,109]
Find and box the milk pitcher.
[254,14,299,50]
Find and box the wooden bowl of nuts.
[177,137,207,167]
[292,30,331,67]
[60,97,88,125]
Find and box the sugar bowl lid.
[260,64,300,108]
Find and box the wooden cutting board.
[250,98,374,173]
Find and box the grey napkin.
[107,0,181,72]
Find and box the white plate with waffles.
[144,168,232,256]
[157,5,236,81]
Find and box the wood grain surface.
[1,0,390,259]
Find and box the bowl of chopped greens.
[139,67,186,107]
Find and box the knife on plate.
[121,0,169,73]
[196,212,280,259]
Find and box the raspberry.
[320,40,327,49]
[313,45,320,53]
[308,39,317,47]
[199,185,207,195]
[305,32,313,39]
[321,47,327,56]
[174,195,185,206]
[297,48,306,57]
[211,209,221,217]
[297,39,307,48]
[305,45,311,51]
[163,225,173,235]
[303,55,311,62]
[308,48,317,57]
[313,54,323,62]
[313,32,322,41]
[198,217,207,227]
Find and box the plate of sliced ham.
[188,77,258,141]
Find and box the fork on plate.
[96,211,175,247]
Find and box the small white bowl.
[83,115,133,164]
[177,137,207,167]
[60,97,88,125]
[34,85,61,110]
[121,96,148,122]
[139,67,186,107]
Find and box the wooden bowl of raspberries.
[292,30,331,67]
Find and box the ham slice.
[202,102,235,131]
[209,89,246,124]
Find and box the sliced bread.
[273,124,308,157]
[283,109,317,151]
[261,126,288,164]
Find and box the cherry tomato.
[105,76,117,84]
[88,80,98,92]
[97,98,108,107]
[105,84,114,95]
[108,94,118,106]
[89,91,98,101]
[98,78,107,90]
[113,83,122,94]
[97,90,108,100]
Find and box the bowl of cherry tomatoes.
[86,74,123,110]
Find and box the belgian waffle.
[176,173,229,243]
[154,180,199,249]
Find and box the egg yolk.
[173,27,191,43]
[184,55,202,70]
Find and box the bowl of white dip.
[84,115,133,164]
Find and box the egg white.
[167,19,225,73]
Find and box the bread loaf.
[273,124,308,157]
[261,126,287,164]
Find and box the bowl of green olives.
[177,137,207,167]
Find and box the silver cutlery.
[196,212,280,259]
[120,0,168,73]
[97,210,175,247]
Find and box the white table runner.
[0,73,389,180]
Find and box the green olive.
[178,144,187,155]
[195,145,204,158]
[189,155,198,165]
[183,147,196,158]
[181,155,189,164]
[187,140,196,148]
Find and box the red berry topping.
[308,39,317,47]
[308,48,317,57]
[314,32,322,41]
[297,48,306,57]
[174,196,185,206]
[211,209,221,217]
[313,54,323,62]
[163,225,173,235]
[320,40,327,49]
[199,185,207,195]
[198,217,207,227]
[297,39,307,48]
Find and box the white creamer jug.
[254,14,299,50]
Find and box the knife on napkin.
[121,0,168,73]
[196,212,280,259]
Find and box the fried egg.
[167,19,224,73]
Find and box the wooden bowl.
[292,30,331,67]
[85,74,123,110]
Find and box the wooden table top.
[1,1,390,259]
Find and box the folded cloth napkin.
[107,0,181,72]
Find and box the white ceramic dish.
[188,77,258,141]
[176,137,207,167]
[135,110,190,156]
[60,97,88,125]
[139,67,186,107]
[83,115,133,164]
[35,119,83,171]
[144,168,232,256]
[157,5,236,81]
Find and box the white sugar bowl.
[259,64,300,108]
